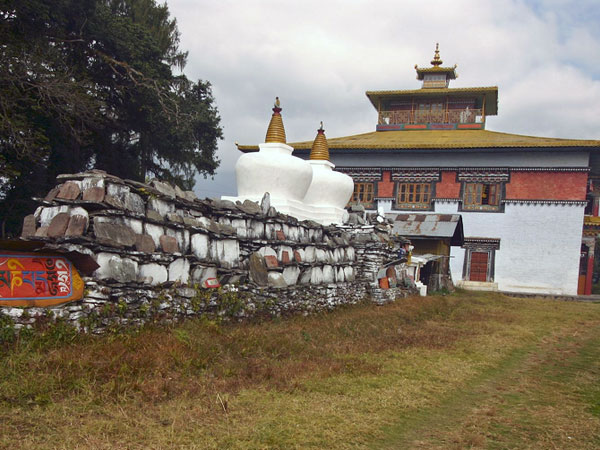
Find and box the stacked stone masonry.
[2,171,411,332]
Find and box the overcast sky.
[165,0,600,198]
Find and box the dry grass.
[1,291,599,449]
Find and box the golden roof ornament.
[309,121,330,161]
[431,43,442,66]
[265,96,287,143]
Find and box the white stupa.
[224,99,354,225]
[302,123,354,224]
[226,98,314,218]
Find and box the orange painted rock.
[0,253,84,307]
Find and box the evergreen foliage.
[0,0,222,236]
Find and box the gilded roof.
[366,86,498,115]
[237,129,600,152]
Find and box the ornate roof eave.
[366,86,499,115]
[415,65,458,80]
[236,129,600,153]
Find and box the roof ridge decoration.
[431,42,443,66]
[265,97,287,143]
[309,121,330,161]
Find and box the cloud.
[166,0,600,197]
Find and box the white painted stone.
[198,217,212,229]
[299,268,312,284]
[323,265,335,283]
[144,223,164,248]
[107,183,145,214]
[304,246,316,263]
[191,266,217,284]
[94,252,138,283]
[345,247,355,261]
[268,271,287,288]
[315,248,327,262]
[39,205,71,227]
[123,218,143,235]
[310,267,324,284]
[166,228,189,253]
[250,220,264,239]
[216,239,240,268]
[191,233,210,260]
[147,197,174,217]
[336,267,345,283]
[344,266,355,282]
[139,263,168,285]
[232,219,248,238]
[334,248,343,263]
[168,258,190,283]
[258,246,277,258]
[283,266,301,286]
[81,176,105,190]
[218,217,231,226]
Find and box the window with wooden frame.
[463,183,501,211]
[351,182,374,207]
[396,182,432,209]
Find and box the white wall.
[434,201,584,295]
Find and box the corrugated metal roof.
[390,213,464,245]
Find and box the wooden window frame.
[396,182,433,210]
[462,182,502,211]
[351,182,374,207]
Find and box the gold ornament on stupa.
[265,96,287,143]
[309,122,330,161]
[431,43,442,67]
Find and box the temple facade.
[240,46,600,295]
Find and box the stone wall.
[2,170,411,333]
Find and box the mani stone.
[82,186,105,203]
[267,272,287,288]
[21,214,37,238]
[44,187,60,202]
[248,252,268,286]
[65,215,88,236]
[47,212,71,237]
[135,234,156,253]
[93,219,137,247]
[159,235,179,253]
[56,181,81,200]
[281,250,291,265]
[276,230,285,240]
[264,255,278,269]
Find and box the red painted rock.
[276,230,285,240]
[47,213,71,237]
[159,235,179,253]
[264,255,278,268]
[294,250,302,263]
[57,181,81,200]
[82,186,105,203]
[203,278,221,288]
[281,251,290,265]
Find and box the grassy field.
[1,290,599,449]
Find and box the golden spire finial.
[309,122,329,161]
[431,43,443,67]
[265,97,286,143]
